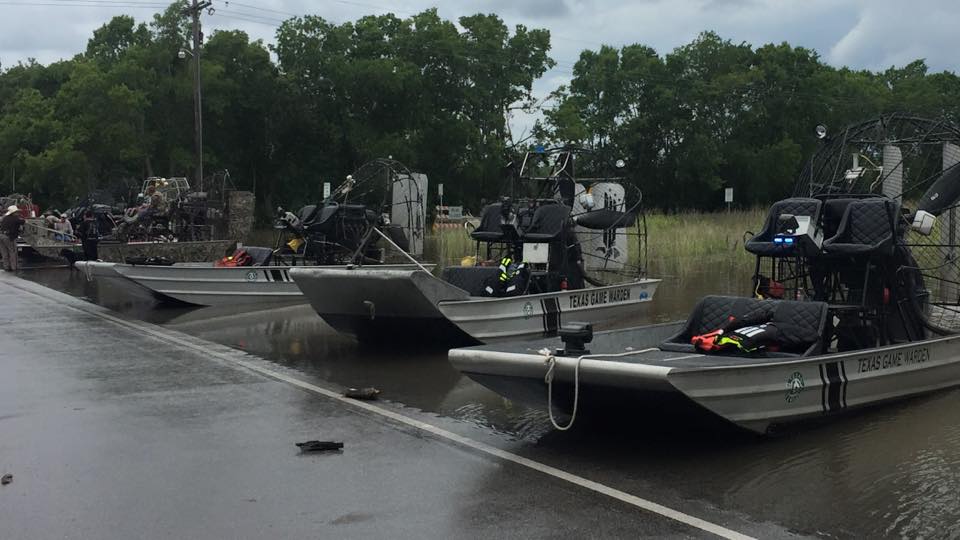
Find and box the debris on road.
[1,474,12,485]
[344,387,380,400]
[296,440,344,452]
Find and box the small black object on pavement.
[296,440,344,452]
[1,473,12,485]
[343,387,381,400]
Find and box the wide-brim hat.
[4,205,18,216]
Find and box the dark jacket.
[76,218,100,241]
[0,213,24,241]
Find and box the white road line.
[8,277,755,540]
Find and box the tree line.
[1,1,958,216]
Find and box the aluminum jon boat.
[78,260,434,307]
[450,296,950,434]
[290,266,658,345]
[293,147,662,346]
[450,116,960,433]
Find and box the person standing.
[0,205,24,271]
[76,210,100,261]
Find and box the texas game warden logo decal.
[522,301,534,318]
[245,270,258,282]
[785,371,804,403]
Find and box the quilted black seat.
[822,198,899,257]
[297,204,319,226]
[521,203,570,242]
[660,295,828,357]
[745,198,822,256]
[471,203,508,242]
[441,266,501,296]
[820,198,858,239]
[245,246,274,266]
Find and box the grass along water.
[644,209,764,279]
[424,209,766,280]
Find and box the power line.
[213,10,286,27]
[221,0,298,18]
[0,0,167,6]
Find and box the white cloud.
[827,0,959,72]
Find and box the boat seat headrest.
[821,198,900,257]
[297,204,320,225]
[521,203,570,242]
[820,198,858,238]
[471,203,509,242]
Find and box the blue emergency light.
[773,236,795,245]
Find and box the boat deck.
[458,321,821,370]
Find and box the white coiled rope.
[539,347,660,431]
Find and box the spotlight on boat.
[578,191,595,211]
[615,159,626,169]
[912,209,935,236]
[815,124,828,139]
[844,167,865,181]
[776,214,800,235]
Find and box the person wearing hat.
[0,205,24,271]
[54,213,73,242]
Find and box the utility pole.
[182,0,211,192]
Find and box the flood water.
[22,265,960,538]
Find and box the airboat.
[77,160,432,307]
[22,173,247,263]
[450,115,960,434]
[291,147,660,345]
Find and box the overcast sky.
[1,0,957,137]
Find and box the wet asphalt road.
[8,267,960,538]
[0,274,785,539]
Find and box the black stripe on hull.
[819,361,849,413]
[540,297,561,336]
[818,363,827,412]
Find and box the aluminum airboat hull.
[289,267,660,345]
[78,262,433,307]
[28,238,234,263]
[449,324,959,434]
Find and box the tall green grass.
[423,209,767,278]
[424,226,475,269]
[644,209,765,278]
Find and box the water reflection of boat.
[293,148,660,346]
[451,115,960,434]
